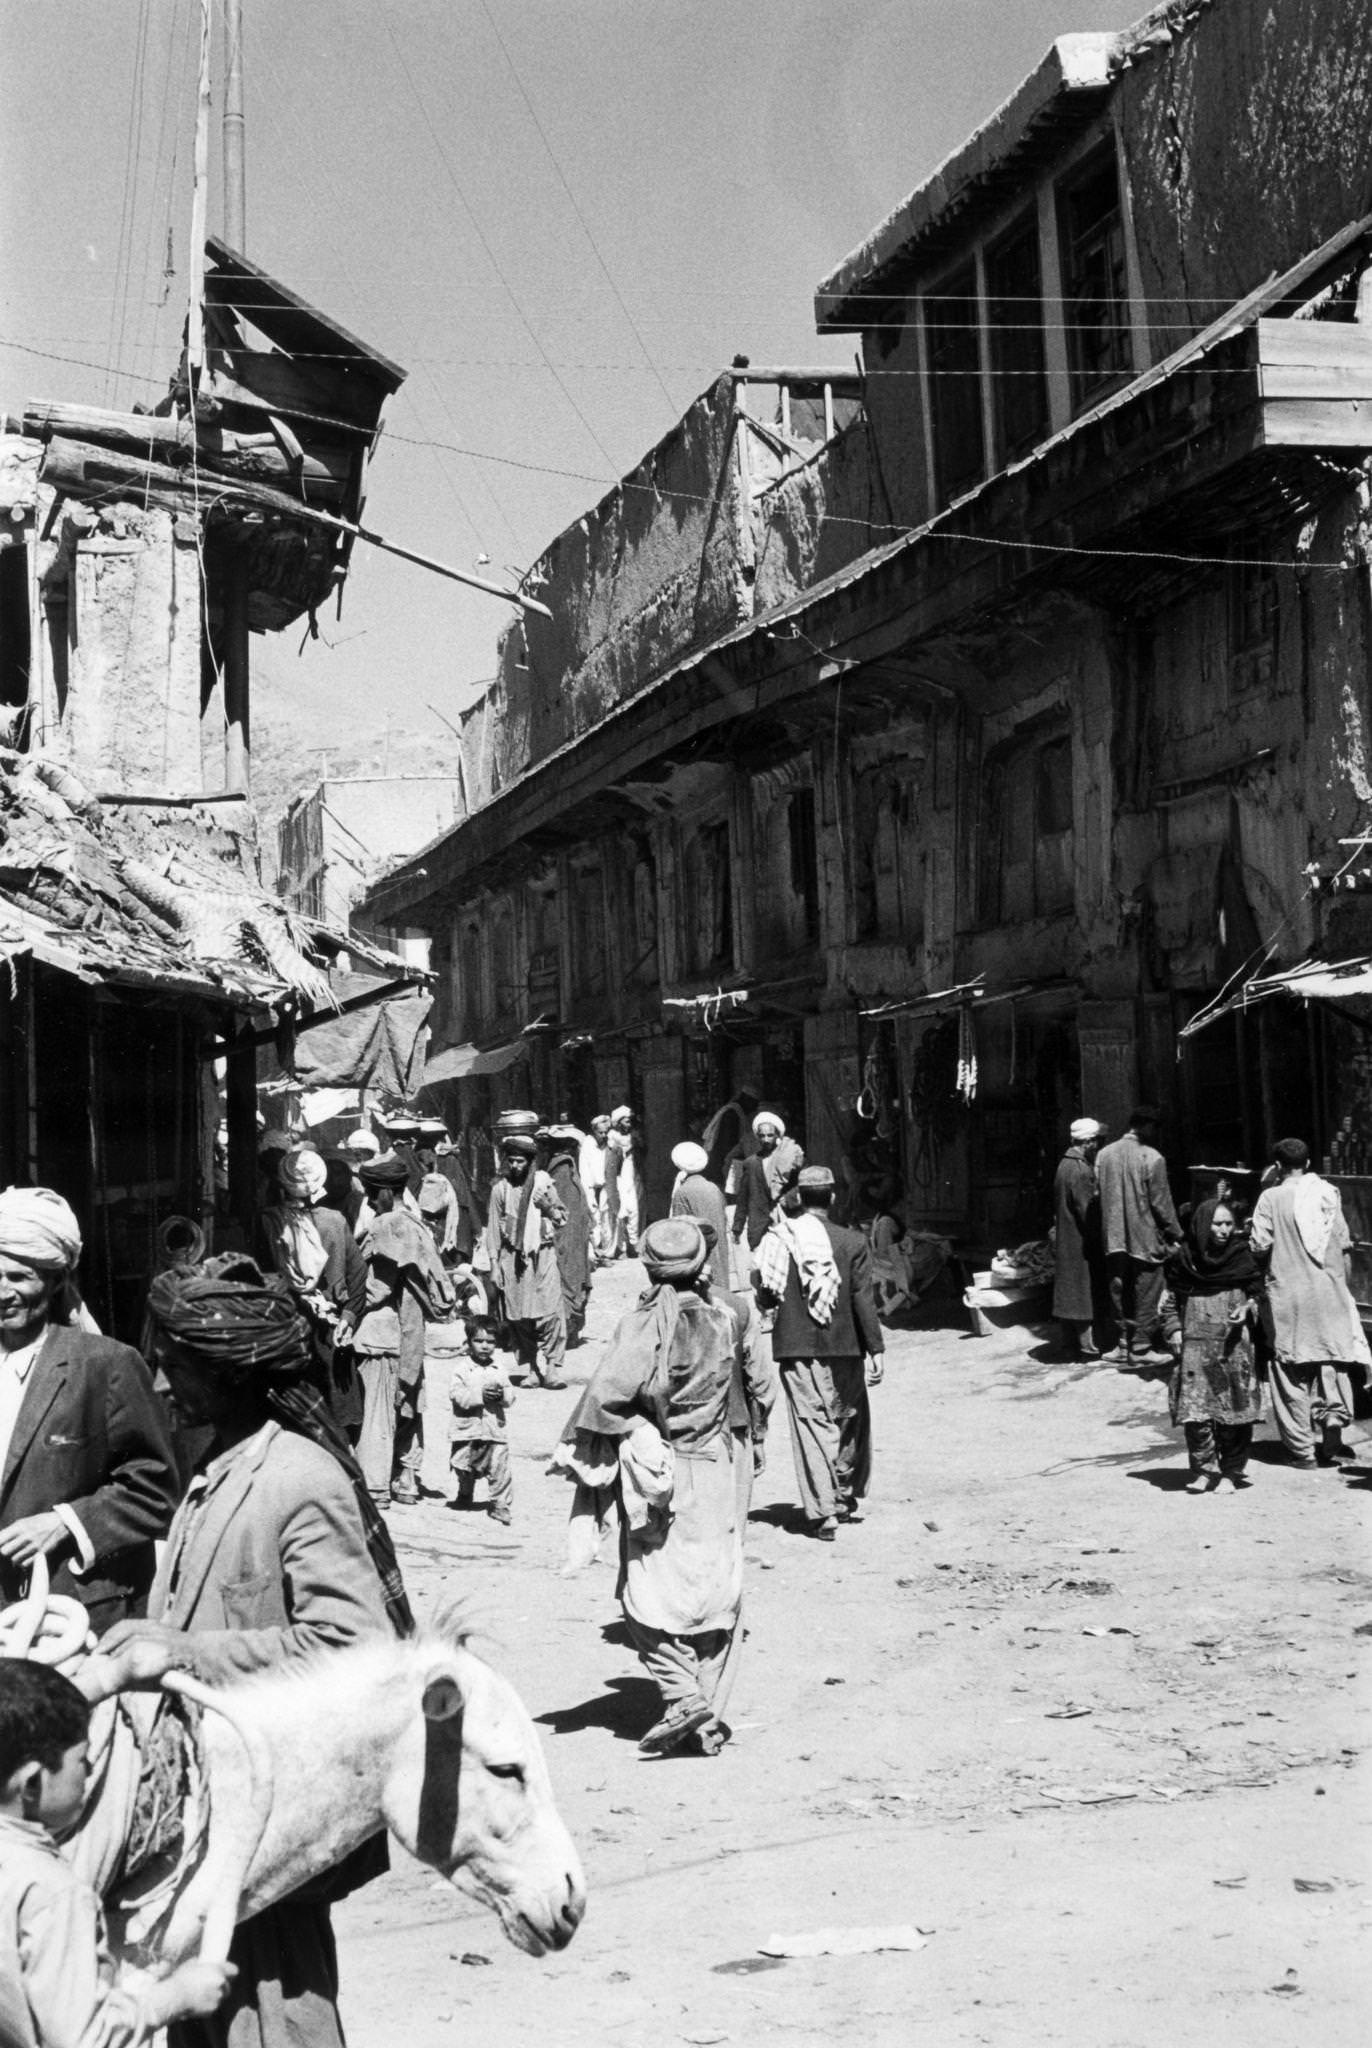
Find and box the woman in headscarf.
[1160,1200,1264,1493]
[0,1187,178,1633]
[569,1218,774,1757]
[257,1149,367,1441]
[82,1253,410,2048]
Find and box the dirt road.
[336,1260,1370,2046]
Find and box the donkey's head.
[381,1618,586,1957]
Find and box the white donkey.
[3,1581,586,1971]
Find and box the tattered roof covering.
[0,752,418,1014]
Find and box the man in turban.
[84,1253,407,2048]
[604,1108,644,1261]
[1053,1118,1106,1357]
[756,1165,884,1541]
[566,1218,774,1755]
[353,1153,455,1506]
[669,1142,730,1289]
[731,1111,803,1254]
[485,1136,568,1387]
[258,1150,367,1437]
[0,1187,178,1631]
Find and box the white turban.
[279,1149,328,1203]
[0,1187,83,1272]
[753,1111,785,1137]
[345,1130,380,1157]
[1069,1118,1103,1143]
[671,1141,709,1174]
[611,1105,633,1125]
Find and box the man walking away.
[1249,1138,1369,1469]
[1053,1118,1105,1357]
[757,1165,884,1541]
[486,1135,569,1388]
[1097,1105,1181,1369]
[670,1141,731,1289]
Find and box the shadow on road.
[535,1675,658,1741]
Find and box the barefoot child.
[449,1317,515,1525]
[0,1657,233,2046]
[1160,1201,1264,1492]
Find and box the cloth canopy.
[421,1037,529,1085]
[1179,957,1372,1039]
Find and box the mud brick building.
[363,0,1372,1242]
[0,244,419,1332]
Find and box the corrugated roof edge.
[813,2,1217,327]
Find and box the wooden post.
[223,550,250,794]
[224,1016,258,1239]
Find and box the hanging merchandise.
[956,1004,978,1104]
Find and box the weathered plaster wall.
[750,414,892,613]
[491,378,750,785]
[1119,0,1372,354]
[33,493,203,793]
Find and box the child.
[448,1317,515,1525]
[1160,1200,1264,1492]
[0,1657,233,2047]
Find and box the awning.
[862,977,1075,1020]
[421,1036,529,1085]
[1180,957,1372,1038]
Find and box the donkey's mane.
[199,1599,488,1701]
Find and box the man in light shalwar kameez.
[485,1135,568,1389]
[1250,1138,1370,1468]
[567,1218,774,1756]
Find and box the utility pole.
[221,0,250,795]
[222,0,246,248]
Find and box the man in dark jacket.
[1053,1118,1105,1357]
[0,1187,178,1632]
[1096,1105,1182,1367]
[755,1165,884,1541]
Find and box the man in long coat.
[669,1141,731,1289]
[1053,1118,1105,1357]
[756,1165,884,1541]
[354,1152,454,1505]
[1096,1105,1181,1367]
[486,1135,568,1386]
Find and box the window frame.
[1056,138,1133,411]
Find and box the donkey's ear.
[422,1671,464,1722]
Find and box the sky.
[1,0,1146,759]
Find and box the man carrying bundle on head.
[352,1151,456,1507]
[756,1166,884,1542]
[485,1135,568,1389]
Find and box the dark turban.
[357,1151,411,1190]
[146,1254,312,1381]
[146,1253,412,1637]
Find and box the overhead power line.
[475,0,681,422]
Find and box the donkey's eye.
[489,1762,525,1783]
